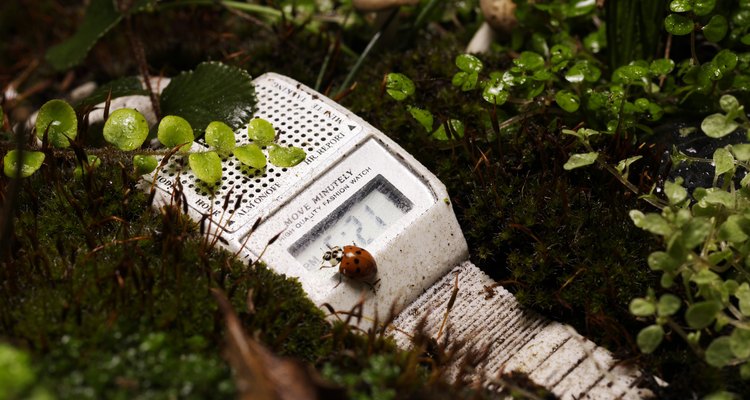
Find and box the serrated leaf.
[45,0,122,71]
[36,99,77,148]
[245,118,276,146]
[160,62,255,137]
[3,150,45,178]
[637,325,664,354]
[103,108,149,151]
[133,155,157,175]
[384,73,415,101]
[268,145,306,167]
[189,152,222,185]
[234,143,266,170]
[563,152,598,170]
[685,300,723,329]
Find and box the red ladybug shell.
[338,245,377,279]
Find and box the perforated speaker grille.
[159,77,349,210]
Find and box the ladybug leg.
[333,273,343,288]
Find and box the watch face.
[289,174,413,270]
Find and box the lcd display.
[289,175,413,270]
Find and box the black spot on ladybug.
[354,258,360,264]
[356,267,361,273]
[355,250,362,255]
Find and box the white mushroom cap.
[352,0,419,12]
[480,0,518,32]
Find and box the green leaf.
[432,120,465,141]
[731,144,750,161]
[713,147,735,177]
[691,269,721,285]
[629,210,673,236]
[648,251,682,272]
[407,106,434,133]
[664,13,694,35]
[664,179,688,205]
[563,152,598,170]
[720,94,741,114]
[35,99,78,148]
[3,150,45,178]
[455,54,483,73]
[657,294,681,316]
[693,0,716,15]
[76,76,148,108]
[157,115,194,152]
[701,189,736,208]
[205,121,236,156]
[714,50,739,74]
[678,217,713,249]
[550,44,573,66]
[736,283,750,316]
[612,65,649,85]
[160,62,255,136]
[234,144,267,170]
[384,73,415,101]
[706,337,734,368]
[73,155,101,179]
[245,118,276,146]
[637,325,664,354]
[268,145,306,167]
[555,90,580,113]
[730,328,750,358]
[629,298,656,317]
[650,59,675,75]
[704,15,729,42]
[133,155,157,175]
[188,151,222,185]
[514,51,545,71]
[703,391,741,400]
[702,113,739,138]
[615,156,643,177]
[719,215,750,243]
[685,300,723,329]
[452,71,479,91]
[45,0,122,70]
[743,363,750,380]
[482,81,509,105]
[669,0,692,12]
[103,108,149,151]
[565,61,601,83]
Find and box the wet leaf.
[3,150,45,178]
[555,90,580,112]
[268,145,306,167]
[158,115,194,152]
[189,151,222,185]
[384,73,415,101]
[455,54,483,72]
[133,155,158,175]
[514,51,545,71]
[704,15,729,42]
[35,99,78,148]
[664,13,694,35]
[669,0,692,12]
[650,59,675,75]
[234,143,266,170]
[563,152,598,170]
[244,118,275,146]
[205,121,236,155]
[693,0,716,15]
[103,108,149,151]
[160,62,255,136]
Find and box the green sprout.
[35,99,77,148]
[188,151,223,185]
[205,121,236,156]
[158,115,194,152]
[245,118,276,146]
[103,108,149,151]
[3,150,45,178]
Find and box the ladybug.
[320,244,379,291]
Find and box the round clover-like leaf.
[3,150,45,178]
[637,325,664,354]
[133,155,158,175]
[246,118,276,146]
[705,336,734,368]
[612,65,649,85]
[103,108,149,151]
[234,143,267,170]
[482,83,509,105]
[630,298,656,317]
[268,145,306,167]
[514,51,545,71]
[665,13,694,35]
[565,61,601,84]
[35,99,77,148]
[555,90,580,113]
[452,71,479,91]
[650,59,675,75]
[714,50,738,74]
[702,113,739,138]
[657,294,682,316]
[188,151,222,185]
[693,0,716,16]
[158,115,194,152]
[669,0,692,12]
[719,94,740,113]
[385,73,415,101]
[686,300,723,329]
[205,121,236,155]
[704,15,728,42]
[455,54,483,73]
